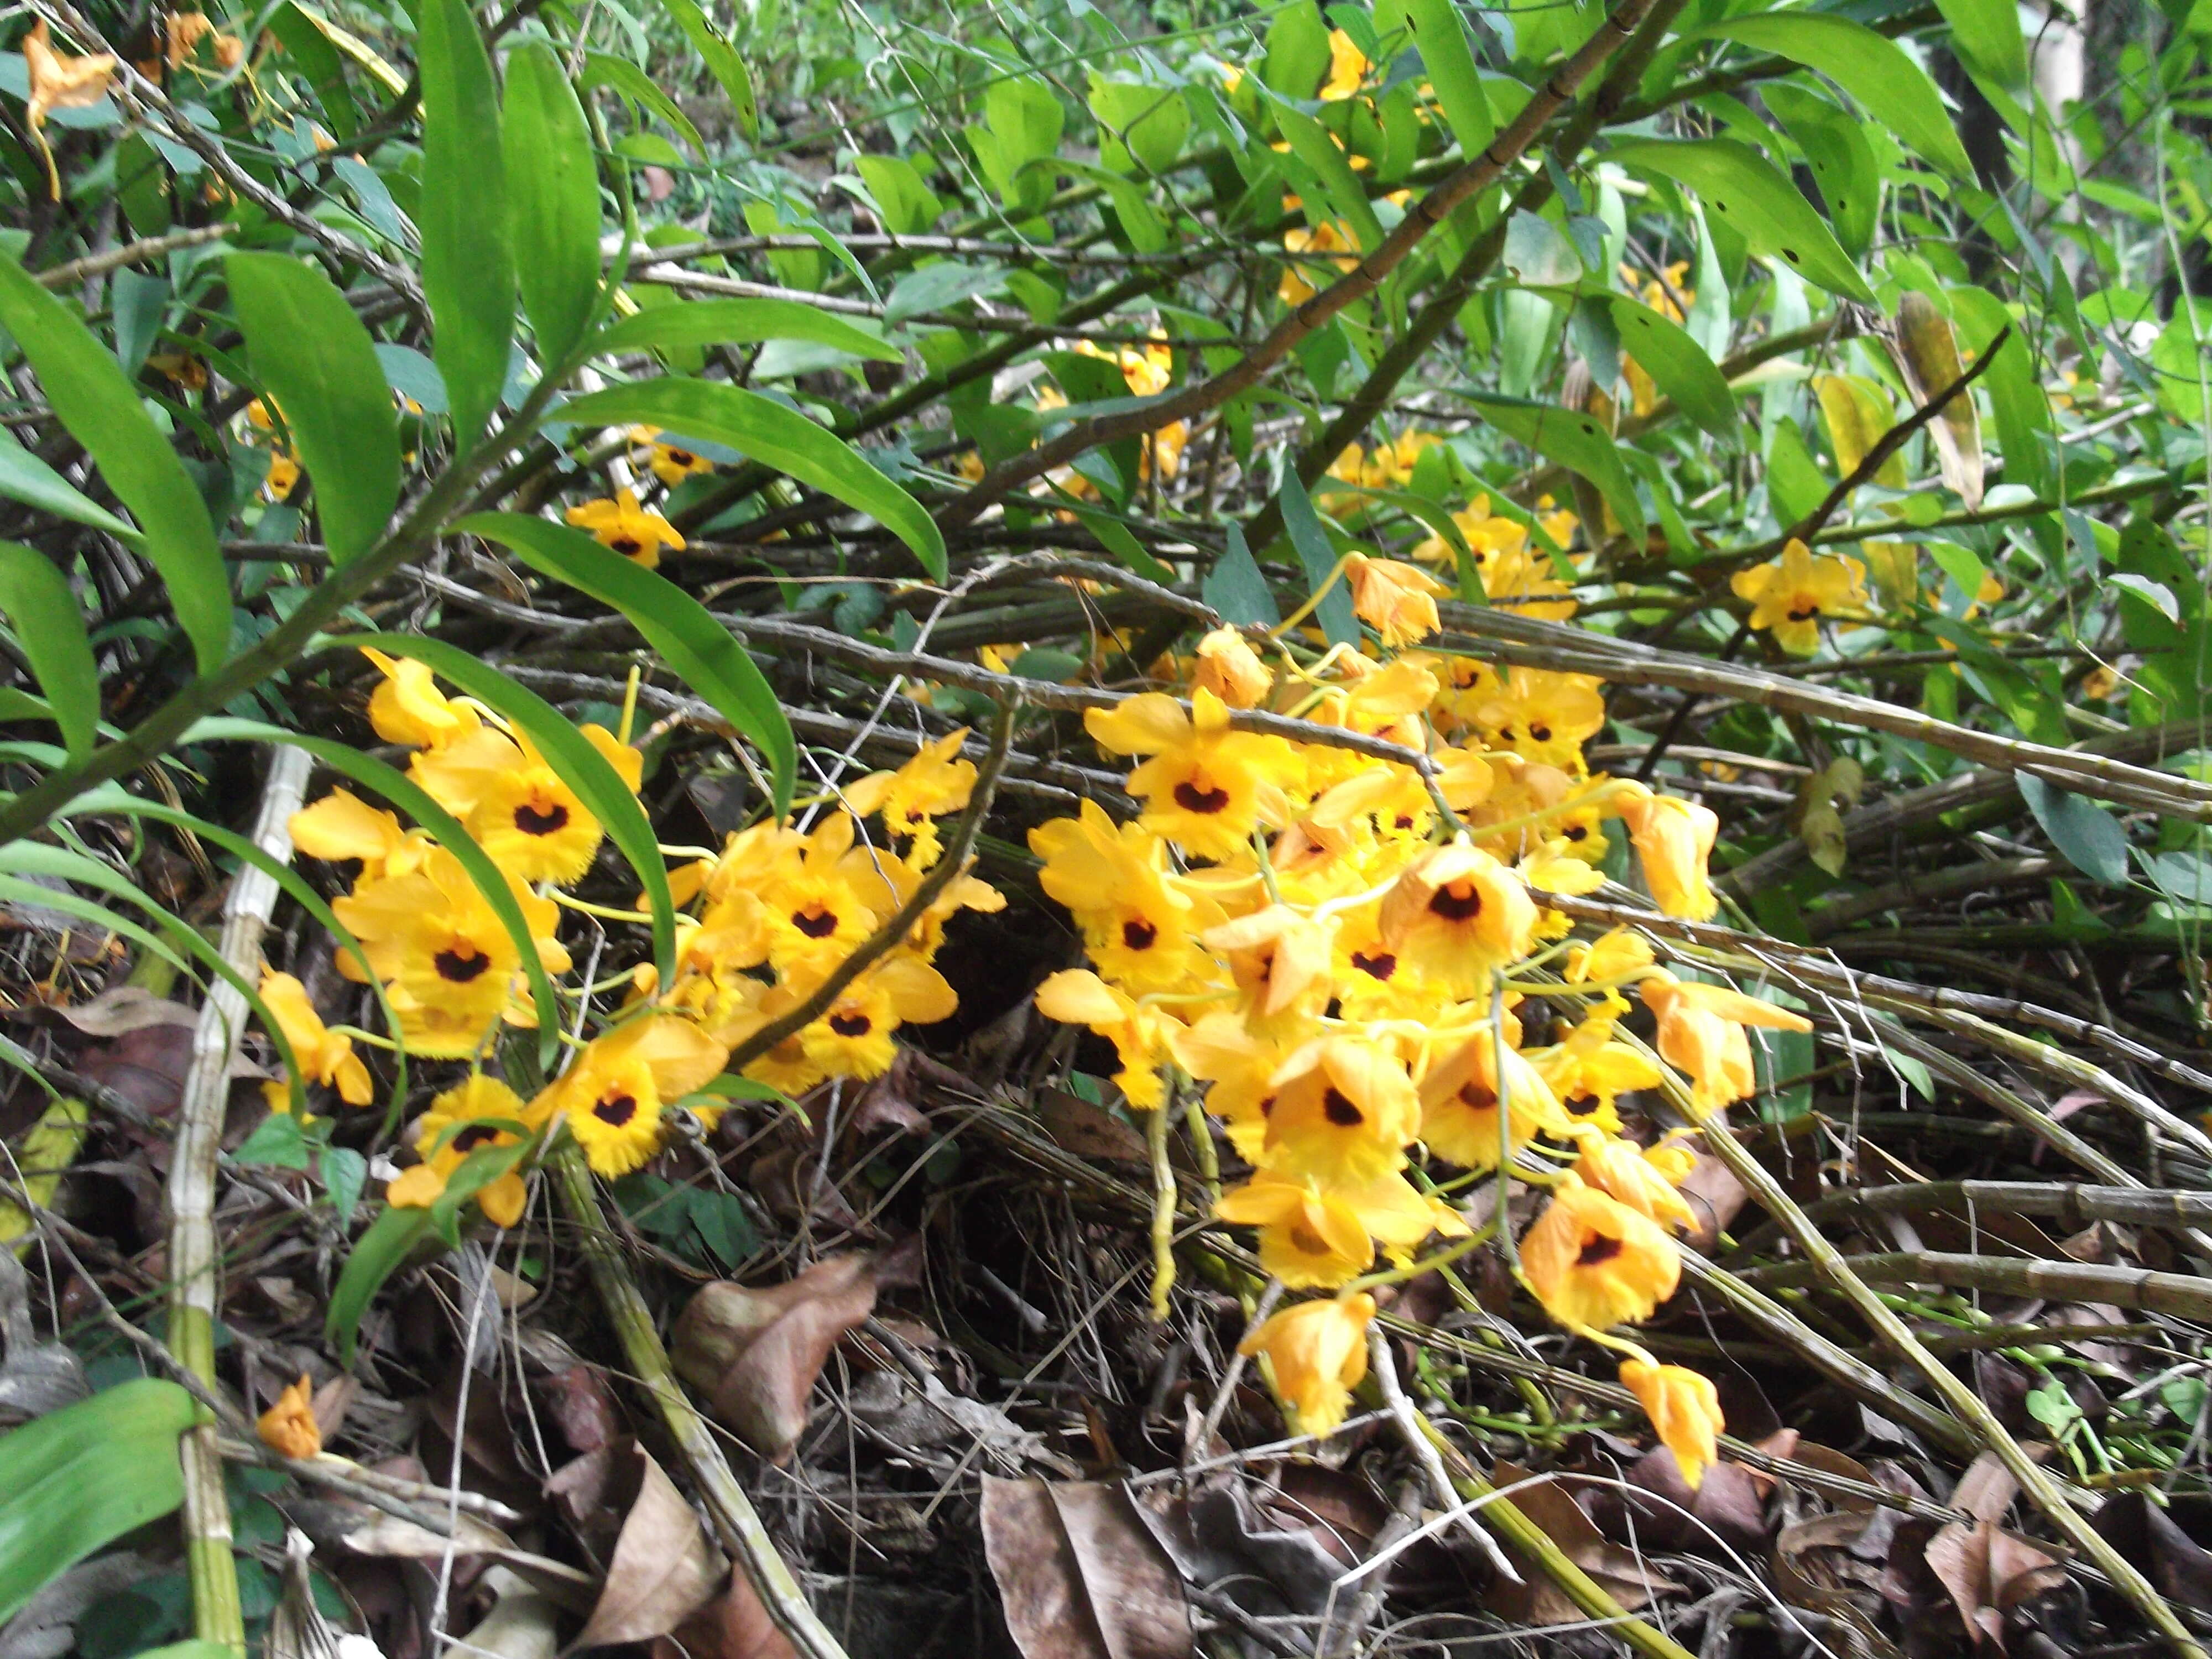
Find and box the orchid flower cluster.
[264,651,1001,1227]
[1025,548,1812,1488]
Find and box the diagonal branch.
[932,0,1662,531]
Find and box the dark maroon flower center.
[1173,779,1232,814]
[792,906,839,938]
[610,535,643,556]
[1349,950,1397,981]
[829,1012,872,1037]
[594,1093,638,1127]
[451,1124,500,1153]
[1577,1233,1624,1267]
[1121,919,1158,951]
[435,947,492,983]
[514,801,569,836]
[1787,601,1819,622]
[1429,882,1483,921]
[1322,1088,1364,1127]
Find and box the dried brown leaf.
[1484,1462,1681,1625]
[1037,1088,1149,1164]
[2090,1492,2212,1613]
[1925,1519,2066,1650]
[1950,1453,2019,1525]
[982,1477,1192,1659]
[51,987,198,1036]
[570,1445,728,1650]
[671,1254,883,1462]
[648,1571,798,1659]
[1886,293,1984,509]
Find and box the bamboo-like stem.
[34,223,229,289]
[169,745,310,1657]
[1407,1415,1702,1659]
[1742,1251,2212,1319]
[1437,607,2212,818]
[551,1143,851,1659]
[1687,1114,2208,1658]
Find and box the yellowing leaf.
[1813,374,1905,488]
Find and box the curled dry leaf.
[568,1443,729,1650]
[670,1251,886,1462]
[649,1572,798,1659]
[1483,1461,1682,1626]
[981,1477,1192,1659]
[2090,1492,2212,1614]
[50,985,199,1036]
[1923,1519,2067,1649]
[1886,292,1984,509]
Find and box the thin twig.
[723,698,1019,1073]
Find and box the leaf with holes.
[1605,139,1874,305]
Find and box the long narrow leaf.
[0,541,98,758]
[504,41,603,367]
[556,379,947,579]
[0,254,229,674]
[227,253,401,566]
[0,1378,195,1623]
[456,512,797,817]
[417,0,515,451]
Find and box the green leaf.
[1609,298,1738,441]
[326,1202,437,1362]
[417,0,516,452]
[1271,102,1385,257]
[592,298,900,362]
[854,155,942,237]
[557,379,946,579]
[338,633,675,989]
[1693,13,1973,179]
[2017,773,2130,887]
[1605,138,1874,305]
[1762,84,1879,261]
[0,1378,195,1623]
[226,253,400,567]
[1460,393,1647,543]
[0,541,98,758]
[1933,0,2028,93]
[1279,473,1357,647]
[1403,0,1494,157]
[579,52,705,152]
[1203,523,1279,627]
[321,1145,369,1224]
[234,1110,312,1169]
[0,253,229,675]
[457,512,798,818]
[504,40,603,367]
[1087,77,1190,175]
[0,425,138,541]
[654,0,757,138]
[1262,0,1331,98]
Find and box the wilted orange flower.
[1191,627,1273,707]
[1640,972,1813,1115]
[257,1374,321,1459]
[1240,1293,1375,1436]
[23,22,116,200]
[1620,1359,1725,1489]
[1344,554,1447,648]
